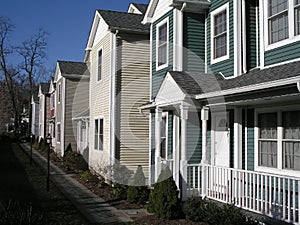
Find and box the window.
[160,114,167,159]
[265,0,300,48]
[57,123,61,143]
[94,118,104,150]
[156,18,169,70]
[295,0,300,35]
[58,84,61,103]
[258,113,278,168]
[283,111,300,170]
[98,49,102,81]
[211,3,229,64]
[257,110,300,171]
[268,0,288,44]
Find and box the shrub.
[147,167,181,219]
[127,165,149,205]
[63,144,88,172]
[185,197,258,225]
[110,183,128,200]
[38,138,47,151]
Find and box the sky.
[1,0,149,73]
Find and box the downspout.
[242,0,247,73]
[110,30,118,166]
[180,2,186,12]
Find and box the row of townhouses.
[31,1,300,224]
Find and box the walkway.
[20,143,133,225]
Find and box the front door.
[213,112,230,167]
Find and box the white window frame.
[255,105,300,177]
[94,117,104,151]
[210,3,230,64]
[97,47,103,83]
[264,0,300,51]
[156,17,169,71]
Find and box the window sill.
[255,166,300,178]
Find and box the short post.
[46,133,52,192]
[30,133,33,165]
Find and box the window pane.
[99,134,103,151]
[159,23,167,44]
[295,7,300,35]
[269,0,288,17]
[269,12,288,43]
[158,22,168,67]
[94,119,98,150]
[283,142,300,170]
[213,9,227,59]
[259,113,277,139]
[259,140,277,167]
[214,34,227,58]
[214,11,227,35]
[98,50,102,81]
[283,111,300,139]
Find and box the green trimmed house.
[141,0,300,224]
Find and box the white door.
[213,112,230,167]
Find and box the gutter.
[195,76,300,100]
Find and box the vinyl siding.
[183,12,206,73]
[245,0,259,70]
[247,108,255,171]
[207,0,234,77]
[264,41,300,66]
[89,33,111,169]
[152,10,174,99]
[117,33,150,177]
[187,112,202,164]
[65,79,78,152]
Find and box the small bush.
[63,144,88,172]
[147,167,181,219]
[185,197,258,225]
[110,183,128,199]
[127,165,149,205]
[38,138,47,151]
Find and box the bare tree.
[17,28,48,134]
[0,16,21,131]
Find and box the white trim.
[149,113,152,186]
[205,12,208,73]
[97,46,104,84]
[254,105,300,177]
[234,108,243,169]
[263,57,300,69]
[173,9,183,71]
[242,0,247,73]
[61,78,66,157]
[245,109,248,170]
[195,75,300,100]
[156,17,169,71]
[259,0,265,68]
[210,3,230,65]
[150,24,153,100]
[128,3,143,14]
[233,0,242,77]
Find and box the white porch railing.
[187,164,300,225]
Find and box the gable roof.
[57,61,90,76]
[97,10,150,33]
[131,3,148,15]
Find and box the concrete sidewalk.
[20,144,133,225]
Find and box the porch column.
[201,106,209,197]
[155,107,162,182]
[180,104,188,201]
[234,108,242,169]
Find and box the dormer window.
[156,18,169,70]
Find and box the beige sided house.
[54,61,90,157]
[85,3,150,178]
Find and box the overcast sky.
[1,0,149,72]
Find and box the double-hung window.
[211,3,229,64]
[160,113,167,159]
[283,111,300,170]
[268,0,289,44]
[57,123,61,143]
[156,18,169,70]
[58,84,61,104]
[257,110,300,171]
[94,118,104,150]
[265,0,300,48]
[98,49,102,82]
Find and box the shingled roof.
[131,3,148,14]
[57,61,90,76]
[168,60,300,97]
[98,10,149,33]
